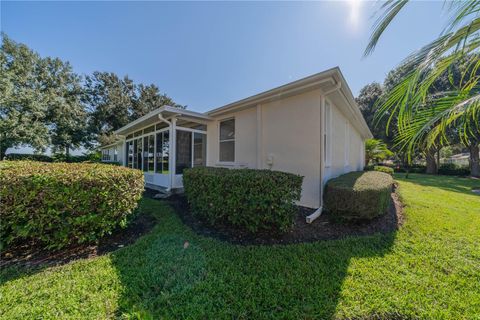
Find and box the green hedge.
[4,153,101,163]
[365,165,394,175]
[4,153,53,162]
[324,171,393,221]
[0,161,144,250]
[438,163,470,176]
[183,167,303,233]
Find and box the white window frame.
[218,117,235,164]
[344,121,350,167]
[324,101,332,167]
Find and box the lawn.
[1,174,479,319]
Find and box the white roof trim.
[112,67,372,140]
[113,106,212,135]
[207,67,372,139]
[207,67,338,116]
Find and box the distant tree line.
[356,60,480,176]
[0,34,184,159]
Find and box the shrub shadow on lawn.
[395,173,478,196]
[110,197,399,319]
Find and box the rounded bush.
[183,167,303,233]
[0,161,144,250]
[324,171,393,221]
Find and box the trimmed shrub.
[365,165,394,175]
[394,164,427,173]
[0,161,144,250]
[5,153,53,162]
[324,171,393,221]
[183,167,303,233]
[438,163,470,176]
[4,153,101,163]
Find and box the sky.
[1,1,449,153]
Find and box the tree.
[84,72,184,146]
[43,57,88,156]
[0,34,50,159]
[132,84,184,120]
[365,139,393,166]
[365,1,480,165]
[355,82,389,141]
[83,72,136,145]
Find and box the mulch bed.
[162,189,404,246]
[0,213,157,269]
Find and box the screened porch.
[115,106,211,191]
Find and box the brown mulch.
[163,190,404,246]
[0,213,157,269]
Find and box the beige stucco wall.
[206,107,258,168]
[207,89,323,208]
[323,98,364,184]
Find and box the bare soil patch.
[163,190,404,246]
[1,213,156,269]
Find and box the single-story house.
[101,67,372,218]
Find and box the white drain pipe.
[306,79,342,224]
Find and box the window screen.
[219,119,235,162]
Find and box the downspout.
[158,113,174,191]
[306,79,342,224]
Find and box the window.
[344,121,349,167]
[324,102,332,167]
[126,141,133,167]
[219,118,235,162]
[193,132,207,167]
[142,135,154,172]
[176,130,192,174]
[102,149,110,161]
[155,131,170,174]
[113,147,118,162]
[134,138,142,170]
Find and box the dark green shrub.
[4,153,53,162]
[0,161,144,250]
[183,167,303,233]
[438,163,470,176]
[365,165,394,175]
[324,171,393,221]
[394,165,427,173]
[374,165,394,175]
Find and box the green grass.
[1,174,479,319]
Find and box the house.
[101,67,373,216]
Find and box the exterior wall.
[323,98,364,184]
[206,107,257,168]
[260,90,322,208]
[207,89,323,208]
[100,143,124,164]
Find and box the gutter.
[306,78,342,224]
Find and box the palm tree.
[365,139,393,166]
[365,1,480,175]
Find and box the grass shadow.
[395,173,480,196]
[110,197,398,319]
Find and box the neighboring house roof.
[110,67,373,141]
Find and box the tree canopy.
[0,34,183,157]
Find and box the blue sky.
[2,1,448,154]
